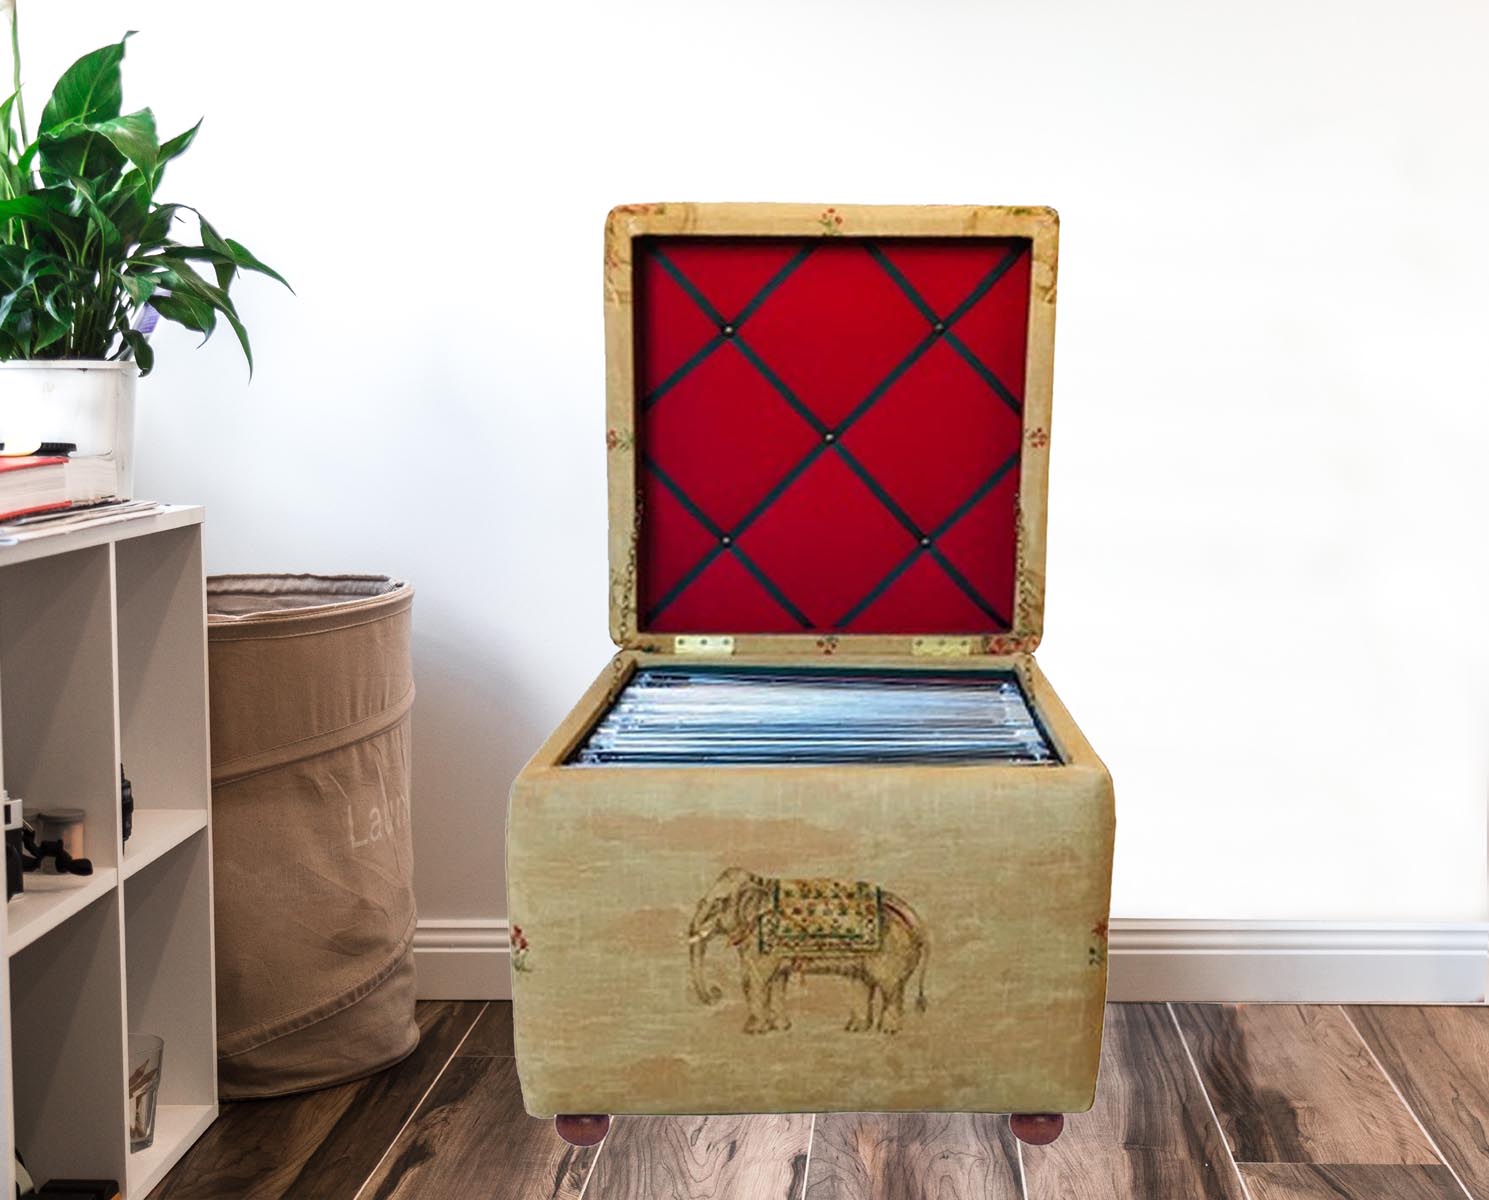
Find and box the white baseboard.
[1108,919,1489,1003]
[411,917,1489,1004]
[413,919,511,1001]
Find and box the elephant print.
[687,868,930,1035]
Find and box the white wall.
[24,0,1489,928]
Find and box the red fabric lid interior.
[635,234,1031,636]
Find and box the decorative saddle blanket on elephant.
[757,878,883,955]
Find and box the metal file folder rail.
[570,667,1059,765]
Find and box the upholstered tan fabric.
[511,204,1111,1119]
[507,652,1113,1117]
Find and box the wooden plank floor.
[151,1003,1489,1200]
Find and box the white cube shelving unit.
[1,506,216,1198]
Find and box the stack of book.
[0,449,120,522]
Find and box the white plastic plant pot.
[0,360,138,498]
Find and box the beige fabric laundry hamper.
[207,574,417,1098]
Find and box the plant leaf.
[0,276,26,329]
[134,201,187,249]
[118,327,154,375]
[145,118,202,192]
[152,255,253,373]
[0,192,84,248]
[60,177,123,252]
[40,35,131,134]
[31,309,72,353]
[193,213,292,291]
[72,109,159,174]
[216,299,252,373]
[40,280,73,323]
[0,92,17,160]
[150,289,215,337]
[101,168,152,242]
[195,216,236,288]
[38,126,125,184]
[158,119,200,165]
[0,194,64,222]
[119,270,157,308]
[224,235,291,291]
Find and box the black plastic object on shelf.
[3,790,23,900]
[120,764,134,842]
[37,1179,122,1199]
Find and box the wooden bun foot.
[1009,1112,1064,1145]
[555,1113,611,1147]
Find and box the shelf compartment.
[0,544,121,872]
[125,1102,216,1198]
[6,868,119,957]
[115,525,210,826]
[124,829,216,1196]
[122,810,208,881]
[9,888,128,1187]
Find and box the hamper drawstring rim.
[208,574,411,623]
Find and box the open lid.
[605,203,1058,656]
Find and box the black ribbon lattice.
[643,240,1027,631]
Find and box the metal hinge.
[673,635,735,656]
[912,636,976,657]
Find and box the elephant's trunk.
[688,925,722,1004]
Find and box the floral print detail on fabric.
[816,635,840,656]
[759,879,883,954]
[611,489,645,640]
[511,924,532,972]
[1012,495,1039,640]
[1026,426,1049,449]
[1088,919,1108,967]
[981,634,1038,655]
[818,207,845,236]
[606,427,635,452]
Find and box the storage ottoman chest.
[507,203,1114,1148]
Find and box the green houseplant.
[0,4,285,496]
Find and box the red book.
[0,455,70,521]
[0,500,73,521]
[0,455,68,471]
[0,453,121,522]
